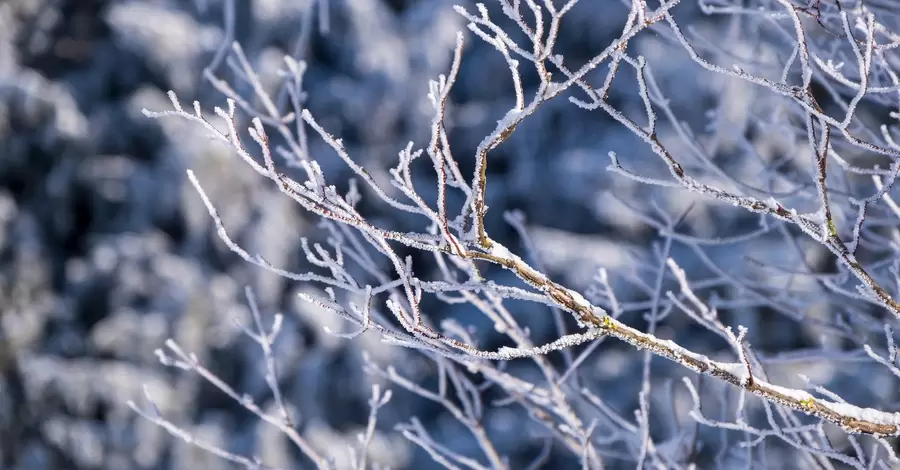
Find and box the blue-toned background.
[3,0,894,468]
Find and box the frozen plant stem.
[136,0,900,468]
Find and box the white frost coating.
[544,81,562,97]
[826,402,900,427]
[717,361,750,386]
[806,208,826,225]
[756,379,814,402]
[489,243,514,259]
[657,338,699,362]
[706,358,900,429]
[496,109,523,130]
[497,331,600,359]
[488,242,549,283]
[568,289,593,311]
[707,360,816,401]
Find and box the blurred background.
[2,0,896,468]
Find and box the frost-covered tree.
[123,0,900,468]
